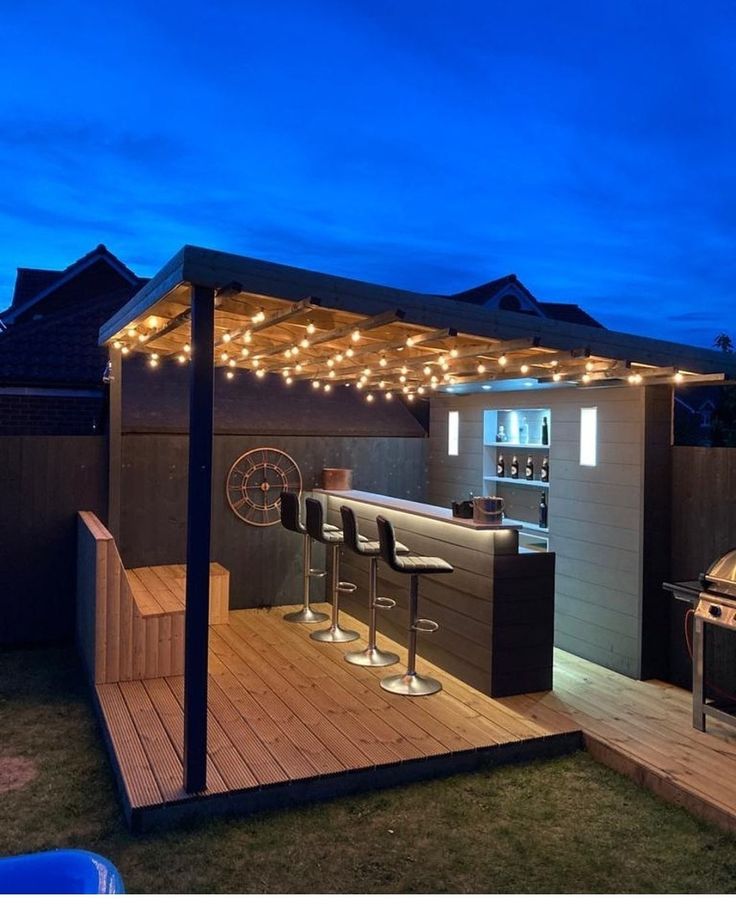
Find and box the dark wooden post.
[183,284,215,793]
[107,345,122,540]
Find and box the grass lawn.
[2,647,736,894]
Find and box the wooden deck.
[95,606,736,833]
[94,605,578,830]
[502,649,736,834]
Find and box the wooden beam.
[107,346,122,541]
[183,284,215,794]
[213,295,320,349]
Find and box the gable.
[449,275,545,316]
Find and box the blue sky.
[0,0,734,345]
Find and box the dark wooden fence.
[0,433,426,646]
[0,437,107,645]
[669,446,736,689]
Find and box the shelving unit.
[482,407,551,552]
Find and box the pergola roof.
[98,246,731,395]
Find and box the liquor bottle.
[510,456,519,479]
[541,416,549,446]
[525,456,534,480]
[539,491,548,528]
[496,453,505,478]
[541,457,549,483]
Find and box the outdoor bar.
[74,244,734,830]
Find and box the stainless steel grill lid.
[704,548,736,596]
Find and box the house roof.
[448,274,539,305]
[537,302,604,329]
[1,244,140,325]
[0,287,138,387]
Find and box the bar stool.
[305,497,360,644]
[279,491,328,624]
[340,504,407,667]
[376,515,453,696]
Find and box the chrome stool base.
[310,625,360,644]
[380,672,443,697]
[345,646,399,667]
[283,605,328,624]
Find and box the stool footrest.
[412,618,439,633]
[337,581,357,594]
[308,568,327,578]
[374,596,396,610]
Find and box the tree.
[714,333,734,353]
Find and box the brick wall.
[0,393,105,435]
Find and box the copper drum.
[473,495,504,525]
[322,468,353,491]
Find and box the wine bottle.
[510,456,519,479]
[496,453,505,478]
[541,456,549,483]
[539,491,548,528]
[541,416,549,446]
[525,456,534,480]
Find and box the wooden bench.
[77,511,229,684]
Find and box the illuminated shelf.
[483,476,550,489]
[515,520,549,535]
[485,442,549,450]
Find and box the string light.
[290,345,299,356]
[552,372,562,382]
[328,369,336,378]
[251,357,259,367]
[149,357,159,368]
[324,383,332,392]
[351,329,361,342]
[498,355,508,366]
[222,332,232,343]
[408,393,415,401]
[282,368,290,377]
[379,380,386,389]
[113,340,122,350]
[228,358,236,368]
[379,356,388,367]
[385,391,393,400]
[423,366,431,376]
[585,360,595,372]
[241,347,249,357]
[406,337,415,347]
[243,330,252,343]
[520,364,530,374]
[327,358,335,368]
[226,370,234,380]
[121,346,129,355]
[256,368,265,378]
[673,371,684,384]
[285,376,293,385]
[581,373,591,384]
[417,386,425,394]
[441,363,449,372]
[400,366,408,375]
[183,343,191,353]
[312,380,321,389]
[399,375,406,384]
[363,367,371,376]
[477,364,486,374]
[285,349,292,358]
[550,360,559,367]
[450,348,458,358]
[346,347,354,357]
[335,354,344,363]
[366,393,374,403]
[127,328,136,338]
[177,354,186,364]
[138,333,149,342]
[300,337,310,348]
[252,308,266,324]
[295,363,303,373]
[307,322,316,335]
[628,372,643,384]
[220,352,228,362]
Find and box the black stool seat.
[376,514,453,696]
[279,492,329,624]
[305,497,361,644]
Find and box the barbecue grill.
[665,548,736,733]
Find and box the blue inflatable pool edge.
[0,848,125,894]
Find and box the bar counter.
[314,488,556,697]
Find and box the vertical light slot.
[580,406,597,466]
[448,410,459,456]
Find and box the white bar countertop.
[313,489,522,532]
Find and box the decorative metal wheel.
[225,447,303,526]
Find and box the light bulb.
[585,360,595,372]
[256,368,265,378]
[477,364,486,374]
[366,393,374,402]
[113,340,122,350]
[127,328,136,337]
[149,358,158,368]
[406,337,415,347]
[363,368,371,376]
[300,338,310,348]
[328,369,335,378]
[282,368,290,377]
[222,332,232,343]
[346,347,354,357]
[183,343,191,353]
[291,345,299,355]
[285,349,292,359]
[550,359,559,367]
[228,358,236,368]
[417,386,425,394]
[379,357,388,367]
[399,375,406,383]
[295,363,303,373]
[379,380,386,389]
[351,329,361,342]
[408,393,415,401]
[177,354,186,364]
[312,380,321,389]
[121,346,129,355]
[324,383,332,392]
[401,366,408,375]
[226,370,234,380]
[241,347,249,357]
[673,371,684,384]
[582,373,591,384]
[385,391,393,400]
[327,358,334,368]
[423,366,431,376]
[243,330,252,343]
[498,355,508,366]
[335,353,343,363]
[220,352,228,362]
[553,372,562,382]
[285,376,293,385]
[307,322,316,335]
[520,364,529,374]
